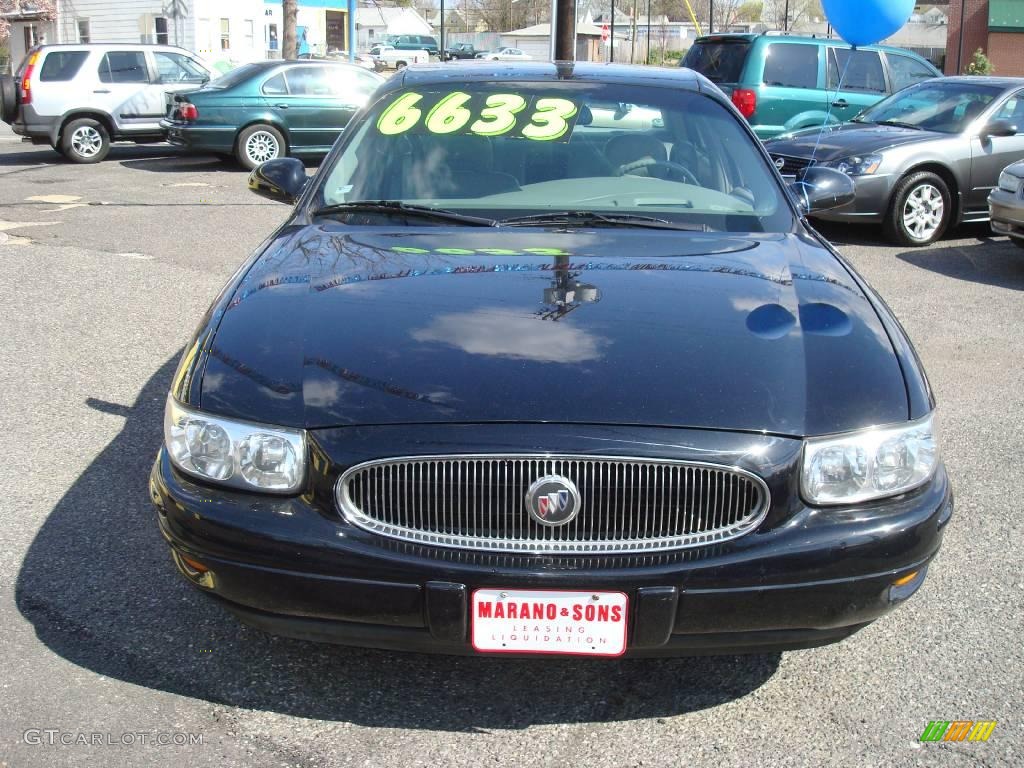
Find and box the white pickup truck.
[368,45,430,71]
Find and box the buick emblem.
[525,475,581,527]
[773,157,786,170]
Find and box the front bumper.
[809,173,896,224]
[150,426,952,657]
[988,187,1024,240]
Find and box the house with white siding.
[4,0,357,72]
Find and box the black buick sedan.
[151,62,951,657]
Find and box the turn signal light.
[179,103,199,121]
[180,555,209,573]
[892,571,919,587]
[731,88,757,119]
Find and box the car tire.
[0,75,17,124]
[884,171,951,247]
[50,141,66,157]
[60,118,111,164]
[395,61,407,70]
[235,124,285,171]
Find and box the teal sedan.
[161,60,384,169]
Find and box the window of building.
[98,51,150,84]
[762,44,818,90]
[155,17,169,45]
[220,18,231,50]
[77,19,91,44]
[267,23,279,51]
[244,20,255,49]
[24,24,40,53]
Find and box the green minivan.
[681,33,941,139]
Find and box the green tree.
[964,48,994,75]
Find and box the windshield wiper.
[874,119,923,131]
[312,201,497,227]
[499,211,710,231]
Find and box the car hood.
[765,123,941,163]
[197,226,908,436]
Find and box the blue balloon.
[822,0,915,47]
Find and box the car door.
[757,42,825,135]
[94,50,157,133]
[270,65,348,152]
[968,89,1024,212]
[827,47,887,121]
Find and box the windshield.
[317,82,792,233]
[682,41,750,83]
[857,81,1004,133]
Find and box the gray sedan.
[765,77,1024,246]
[988,160,1024,247]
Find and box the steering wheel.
[615,158,701,186]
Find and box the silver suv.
[1,43,215,163]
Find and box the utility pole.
[784,0,790,31]
[610,1,615,61]
[440,0,445,58]
[283,0,297,59]
[646,0,651,64]
[553,0,575,59]
[708,0,714,34]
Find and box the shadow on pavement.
[16,355,780,730]
[897,237,1024,291]
[119,154,243,174]
[0,143,188,167]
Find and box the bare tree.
[283,0,298,59]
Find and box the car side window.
[98,51,150,84]
[762,44,818,89]
[39,51,89,81]
[285,66,331,96]
[153,52,207,84]
[992,91,1024,129]
[829,48,885,93]
[262,72,288,96]
[887,54,936,92]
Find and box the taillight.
[178,103,199,121]
[20,51,39,105]
[731,88,757,120]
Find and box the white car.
[1,43,216,163]
[486,48,533,61]
[368,45,430,70]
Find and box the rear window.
[205,62,264,89]
[682,41,750,84]
[763,43,819,89]
[39,51,89,81]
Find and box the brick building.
[946,0,1024,74]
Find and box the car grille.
[336,455,770,554]
[771,154,815,176]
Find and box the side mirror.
[981,119,1018,138]
[248,158,308,205]
[789,166,856,215]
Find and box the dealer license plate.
[471,589,628,656]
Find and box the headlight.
[164,397,306,493]
[828,154,883,176]
[802,414,938,505]
[998,170,1020,193]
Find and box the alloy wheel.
[245,131,280,164]
[71,126,103,158]
[902,183,944,242]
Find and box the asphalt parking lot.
[1,127,1021,767]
